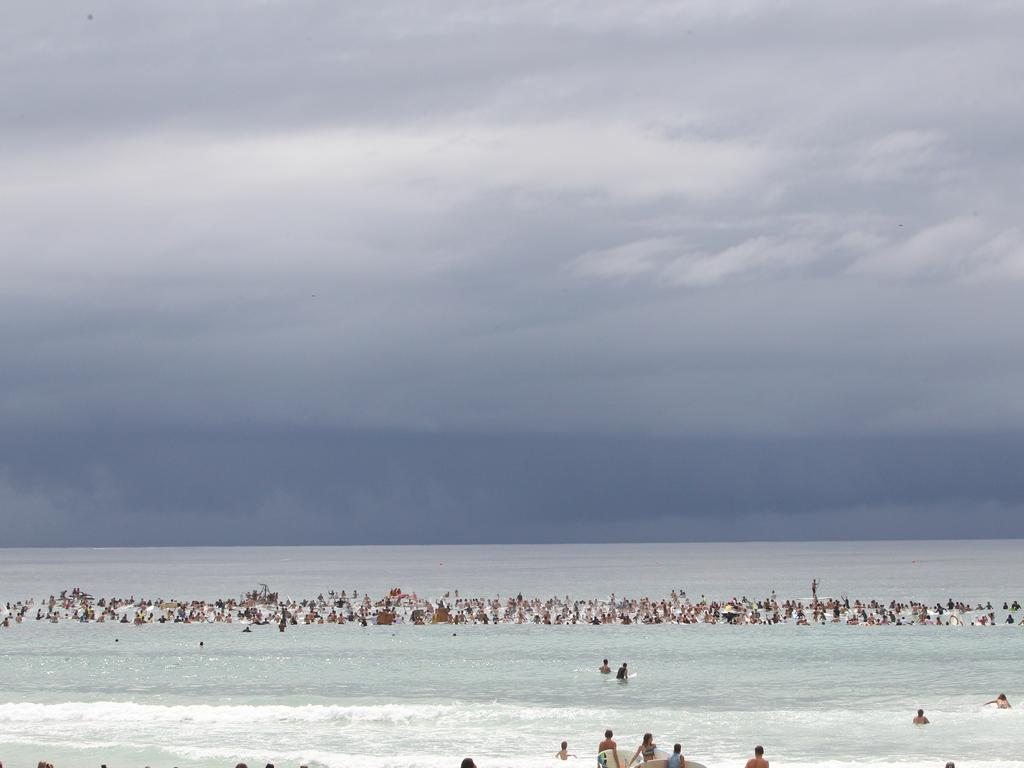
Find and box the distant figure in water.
[599,658,611,673]
[744,745,768,768]
[985,693,1012,709]
[616,662,628,680]
[913,709,930,725]
[460,759,477,768]
[242,626,252,632]
[555,740,577,760]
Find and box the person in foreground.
[598,730,618,767]
[667,743,685,768]
[744,745,768,768]
[627,732,657,766]
[461,759,476,768]
[984,693,1011,708]
[913,709,930,724]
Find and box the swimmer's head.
[754,746,764,757]
[605,730,613,739]
[561,742,568,749]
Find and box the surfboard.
[613,755,706,768]
[597,749,631,768]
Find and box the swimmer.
[242,626,252,633]
[599,659,611,674]
[667,744,684,768]
[599,730,618,768]
[913,709,930,725]
[744,745,768,768]
[627,733,656,766]
[616,662,628,680]
[984,694,1011,709]
[555,741,577,760]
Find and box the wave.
[2,699,1018,730]
[0,700,639,726]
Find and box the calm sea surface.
[1,541,1022,768]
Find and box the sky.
[2,1,1023,546]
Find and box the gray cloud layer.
[2,2,1023,544]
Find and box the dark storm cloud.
[2,426,1024,546]
[2,1,1024,544]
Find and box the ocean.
[1,541,1022,768]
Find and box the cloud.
[3,0,1024,547]
[851,130,945,182]
[848,217,1024,281]
[572,238,680,278]
[662,236,819,287]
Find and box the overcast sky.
[2,1,1023,545]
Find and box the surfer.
[555,741,577,760]
[913,709,930,725]
[627,733,657,766]
[667,744,684,768]
[616,662,628,680]
[598,730,618,767]
[744,746,768,768]
[984,693,1011,708]
[599,659,611,674]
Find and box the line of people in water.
[3,585,1024,628]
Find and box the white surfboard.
[623,754,706,768]
[597,749,632,768]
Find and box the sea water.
[1,541,1022,768]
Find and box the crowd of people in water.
[2,584,1023,628]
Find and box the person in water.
[555,741,577,760]
[627,733,657,766]
[616,662,629,680]
[599,659,611,673]
[667,744,684,768]
[913,709,930,724]
[744,745,768,768]
[984,693,1011,708]
[598,730,618,768]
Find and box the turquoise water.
[1,542,1022,768]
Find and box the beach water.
[1,541,1022,768]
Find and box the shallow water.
[1,541,1022,768]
